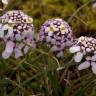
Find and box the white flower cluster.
[69,36,96,74]
[39,18,73,57]
[0,10,35,59]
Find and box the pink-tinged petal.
[14,48,23,58]
[56,51,63,58]
[74,52,83,62]
[2,41,14,59]
[91,62,96,74]
[69,46,80,53]
[78,61,90,70]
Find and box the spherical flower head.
[39,18,73,57]
[69,36,96,74]
[0,10,35,59]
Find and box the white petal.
[6,27,13,38]
[91,62,96,74]
[48,32,53,36]
[92,55,96,61]
[86,48,91,52]
[69,46,80,53]
[2,51,11,59]
[3,24,9,30]
[0,31,4,38]
[2,0,8,5]
[2,41,14,59]
[7,26,13,36]
[1,24,8,33]
[1,24,13,38]
[92,3,96,8]
[8,19,13,23]
[74,52,83,62]
[45,27,50,32]
[78,61,90,70]
[0,24,4,38]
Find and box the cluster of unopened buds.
[0,0,96,74]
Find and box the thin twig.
[21,41,61,68]
[68,0,92,23]
[74,15,88,26]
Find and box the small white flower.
[0,10,35,59]
[39,18,73,57]
[69,36,96,63]
[70,36,96,74]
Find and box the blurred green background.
[19,0,96,37]
[0,0,96,96]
